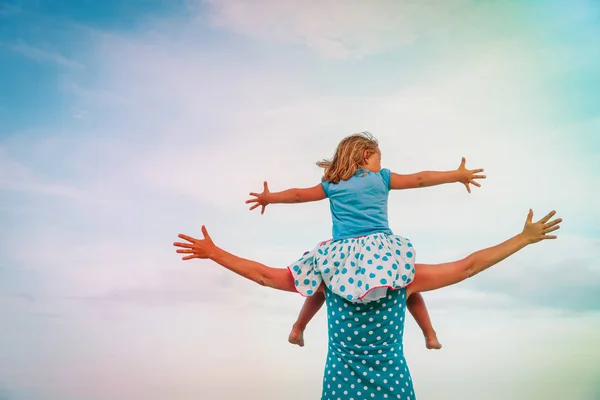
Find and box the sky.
[0,0,599,399]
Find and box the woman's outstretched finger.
[177,233,197,243]
[470,180,481,187]
[543,234,558,240]
[249,203,260,211]
[545,225,560,234]
[182,255,197,260]
[176,248,194,254]
[173,241,194,248]
[544,218,562,229]
[245,198,257,204]
[538,210,557,224]
[472,174,486,179]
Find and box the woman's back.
[323,288,415,399]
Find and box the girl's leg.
[406,293,442,350]
[289,292,326,347]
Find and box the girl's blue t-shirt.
[321,168,393,241]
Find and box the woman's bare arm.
[407,209,561,296]
[174,226,296,292]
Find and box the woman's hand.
[521,209,562,244]
[457,157,486,193]
[245,181,271,214]
[173,226,217,260]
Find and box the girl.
[245,132,486,349]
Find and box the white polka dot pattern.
[321,289,415,399]
[289,233,416,303]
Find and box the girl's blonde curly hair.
[317,132,379,184]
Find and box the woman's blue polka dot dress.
[321,288,415,400]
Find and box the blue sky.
[1,1,599,399]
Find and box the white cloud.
[201,0,484,59]
[70,27,591,212]
[0,148,95,203]
[6,41,83,68]
[464,234,600,311]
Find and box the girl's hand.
[457,157,486,193]
[521,209,562,244]
[245,181,271,214]
[173,226,216,260]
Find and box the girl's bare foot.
[288,325,305,347]
[425,332,442,350]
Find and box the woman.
[173,209,561,399]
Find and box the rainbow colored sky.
[1,1,599,399]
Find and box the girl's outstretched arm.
[246,181,326,214]
[173,226,298,292]
[390,157,485,193]
[406,209,561,296]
